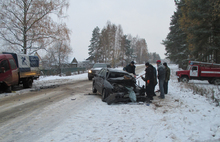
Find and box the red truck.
[176,61,220,85]
[0,52,40,92]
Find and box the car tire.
[92,83,97,93]
[181,77,189,83]
[102,89,109,102]
[88,77,92,80]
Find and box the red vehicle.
[0,54,19,92]
[0,52,40,92]
[176,61,220,84]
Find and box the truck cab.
[0,54,19,92]
[176,64,199,83]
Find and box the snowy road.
[0,64,220,142]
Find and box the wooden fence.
[40,67,86,76]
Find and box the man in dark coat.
[152,65,157,96]
[123,61,136,76]
[163,62,170,94]
[141,62,154,100]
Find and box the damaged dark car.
[92,68,147,105]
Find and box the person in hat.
[163,62,170,94]
[123,61,136,76]
[156,60,165,99]
[141,62,155,101]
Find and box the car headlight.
[88,70,92,73]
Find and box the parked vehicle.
[0,52,40,92]
[92,68,146,105]
[176,61,220,84]
[88,63,111,80]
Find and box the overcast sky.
[65,0,176,61]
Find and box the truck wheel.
[6,86,12,93]
[181,77,189,83]
[23,79,33,88]
[213,79,220,85]
[92,82,97,93]
[208,79,213,84]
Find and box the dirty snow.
[32,64,220,142]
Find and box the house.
[70,57,78,68]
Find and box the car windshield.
[93,64,109,68]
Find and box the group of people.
[123,60,170,101]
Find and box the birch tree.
[0,0,70,54]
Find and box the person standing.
[123,61,136,77]
[163,62,170,94]
[152,64,157,96]
[141,62,154,100]
[156,60,166,99]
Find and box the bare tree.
[0,0,70,54]
[43,40,72,76]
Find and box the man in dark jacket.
[163,62,170,94]
[123,61,136,76]
[152,65,157,96]
[141,62,154,100]
[156,60,165,99]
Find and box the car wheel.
[102,89,109,102]
[92,83,97,93]
[181,77,189,83]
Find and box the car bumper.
[88,73,95,78]
[105,92,146,105]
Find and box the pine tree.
[88,26,100,62]
[162,0,190,69]
[179,0,220,63]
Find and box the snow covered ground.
[34,64,220,142]
[2,64,220,142]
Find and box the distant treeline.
[87,21,160,67]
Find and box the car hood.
[107,76,136,83]
[91,68,102,71]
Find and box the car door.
[95,68,103,93]
[96,68,106,93]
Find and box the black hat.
[163,62,167,66]
[145,62,149,66]
[131,61,135,64]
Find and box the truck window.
[187,65,191,70]
[0,60,10,71]
[192,66,197,71]
[9,59,17,70]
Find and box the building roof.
[71,58,78,64]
